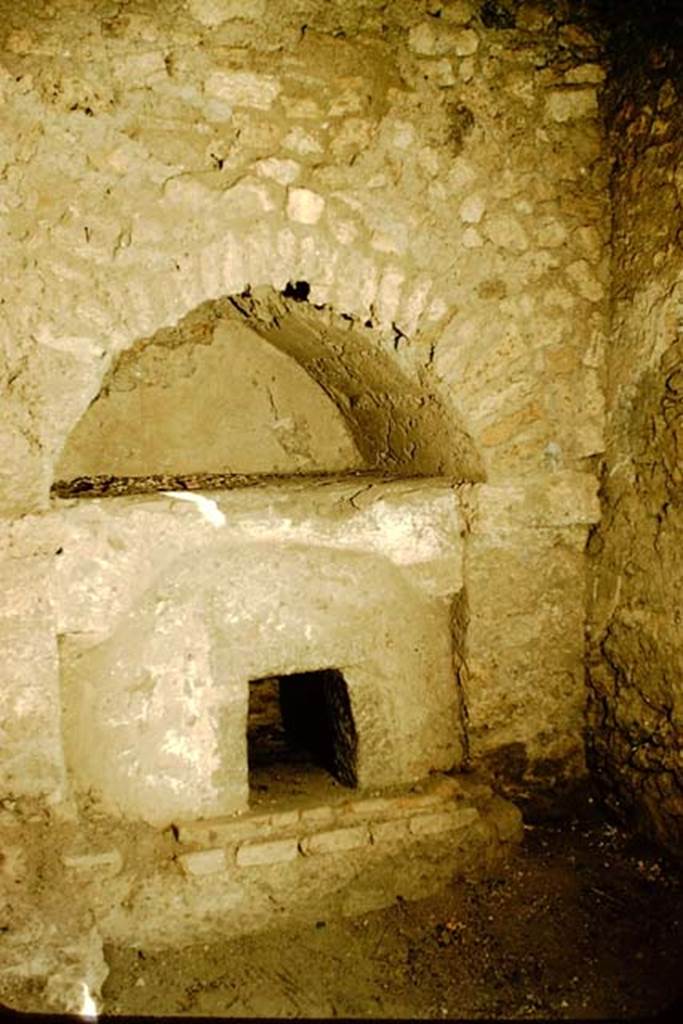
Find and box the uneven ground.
[101,795,682,1021]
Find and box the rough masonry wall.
[587,20,683,855]
[0,0,608,801]
[0,0,607,510]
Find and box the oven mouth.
[247,669,358,806]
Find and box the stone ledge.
[176,776,492,856]
[37,476,465,640]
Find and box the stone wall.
[0,0,607,806]
[0,0,607,508]
[587,9,683,856]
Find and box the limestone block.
[283,126,324,156]
[331,250,379,315]
[408,23,444,55]
[469,472,601,532]
[256,157,301,185]
[287,187,325,225]
[376,266,405,326]
[545,88,598,123]
[396,276,432,336]
[205,71,281,110]
[420,58,456,88]
[574,225,604,263]
[564,64,606,85]
[535,219,568,247]
[460,194,486,224]
[484,213,529,252]
[566,259,605,302]
[464,526,590,768]
[408,23,478,57]
[451,29,479,56]
[299,825,369,855]
[236,838,299,866]
[459,56,476,82]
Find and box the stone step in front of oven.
[65,776,522,950]
[174,774,520,876]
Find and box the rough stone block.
[408,23,478,56]
[299,826,369,855]
[470,472,600,532]
[484,214,529,252]
[205,71,281,110]
[460,194,486,224]
[236,838,299,866]
[545,88,598,123]
[564,64,606,84]
[256,157,301,185]
[179,848,227,876]
[287,187,325,225]
[566,258,605,302]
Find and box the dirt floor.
[98,794,682,1021]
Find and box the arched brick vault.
[0,0,608,520]
[227,288,484,479]
[3,212,603,514]
[56,284,485,485]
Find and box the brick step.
[174,774,511,875]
